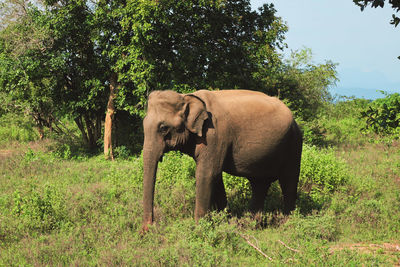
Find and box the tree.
[0,0,109,149]
[353,0,400,59]
[353,0,400,27]
[44,0,109,149]
[361,92,400,138]
[268,48,338,121]
[0,0,59,138]
[95,0,288,158]
[1,0,338,155]
[106,0,287,114]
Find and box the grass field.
[1,102,400,265]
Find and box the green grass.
[1,100,400,265]
[0,113,39,147]
[1,141,399,265]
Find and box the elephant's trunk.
[142,137,164,231]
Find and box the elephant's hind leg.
[249,178,272,213]
[211,174,227,211]
[279,170,300,214]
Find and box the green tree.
[95,0,288,157]
[101,0,288,116]
[361,92,400,138]
[1,0,338,154]
[0,0,58,138]
[44,0,108,149]
[278,48,338,121]
[0,0,108,149]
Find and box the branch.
[277,240,300,253]
[238,233,273,261]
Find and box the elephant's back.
[194,89,289,113]
[195,90,298,177]
[195,90,293,126]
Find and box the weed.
[113,146,131,159]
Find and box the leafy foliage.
[0,0,294,149]
[353,0,400,59]
[0,0,107,148]
[353,0,400,27]
[98,0,288,117]
[0,0,339,155]
[12,184,68,233]
[361,92,400,138]
[0,112,39,145]
[302,98,371,147]
[276,48,338,121]
[298,145,350,211]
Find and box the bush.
[113,146,131,159]
[298,118,327,147]
[0,113,38,145]
[223,173,252,215]
[155,151,197,221]
[12,185,69,233]
[298,145,350,212]
[154,146,351,215]
[299,98,371,147]
[361,92,400,139]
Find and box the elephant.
[142,89,302,230]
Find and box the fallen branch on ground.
[237,233,273,261]
[278,239,301,253]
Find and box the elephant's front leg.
[194,161,223,221]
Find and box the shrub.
[361,92,400,139]
[0,113,38,145]
[53,143,72,159]
[155,151,197,220]
[223,173,252,215]
[298,118,327,147]
[298,145,350,211]
[12,185,69,233]
[113,146,131,159]
[51,140,91,160]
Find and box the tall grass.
[1,140,399,265]
[0,113,39,146]
[1,100,400,265]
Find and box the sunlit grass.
[1,100,400,265]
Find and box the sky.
[250,0,400,99]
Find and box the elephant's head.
[142,90,208,230]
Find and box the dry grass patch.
[330,242,400,266]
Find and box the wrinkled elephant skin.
[142,89,302,230]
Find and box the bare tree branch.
[238,233,273,261]
[278,239,301,253]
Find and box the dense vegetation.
[1,0,399,265]
[0,0,337,156]
[1,94,400,265]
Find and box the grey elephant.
[142,89,302,230]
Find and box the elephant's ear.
[183,95,208,137]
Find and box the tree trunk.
[104,73,118,160]
[84,114,96,150]
[37,125,44,140]
[95,113,102,142]
[74,116,89,146]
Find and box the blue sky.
[250,0,400,99]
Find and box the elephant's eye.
[159,124,169,134]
